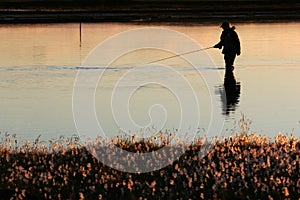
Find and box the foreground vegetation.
[0,130,299,199]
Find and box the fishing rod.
[146,46,214,64]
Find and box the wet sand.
[0,1,299,23]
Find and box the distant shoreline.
[0,1,300,23]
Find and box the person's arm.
[214,32,225,49]
[214,42,222,49]
[235,32,241,55]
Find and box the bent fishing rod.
[146,46,214,64]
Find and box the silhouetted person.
[214,22,241,71]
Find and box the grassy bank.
[0,131,299,199]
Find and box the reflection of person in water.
[214,21,241,71]
[221,70,241,115]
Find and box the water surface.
[0,22,299,140]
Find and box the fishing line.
[146,46,214,64]
[119,46,213,67]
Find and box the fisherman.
[214,21,241,71]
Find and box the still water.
[0,22,299,141]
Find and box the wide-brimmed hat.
[220,21,230,28]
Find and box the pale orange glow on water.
[1,23,299,68]
[0,22,299,139]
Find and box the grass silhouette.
[0,123,299,199]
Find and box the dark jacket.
[214,27,241,55]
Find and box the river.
[0,22,299,141]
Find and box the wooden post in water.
[79,22,82,47]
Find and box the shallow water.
[0,22,299,141]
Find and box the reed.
[0,128,299,199]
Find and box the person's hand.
[214,44,222,49]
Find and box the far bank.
[0,0,299,23]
